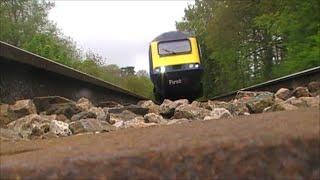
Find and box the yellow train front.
[149,31,203,101]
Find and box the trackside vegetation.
[0,0,153,98]
[176,0,320,98]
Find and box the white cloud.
[49,0,194,72]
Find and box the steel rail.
[209,66,320,101]
[0,41,148,104]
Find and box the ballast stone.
[123,117,157,128]
[292,87,310,98]
[8,99,37,120]
[7,114,50,139]
[0,104,11,127]
[33,96,74,113]
[173,104,210,120]
[50,120,72,137]
[71,111,97,122]
[245,92,274,113]
[76,97,93,111]
[275,88,291,100]
[204,108,232,121]
[138,100,160,114]
[69,118,113,134]
[144,113,166,124]
[45,102,82,119]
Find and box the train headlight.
[160,66,166,73]
[185,63,200,69]
[154,68,160,73]
[188,64,195,68]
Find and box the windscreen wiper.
[162,48,177,54]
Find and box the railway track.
[1,41,319,179]
[0,41,319,104]
[0,41,148,105]
[210,66,320,101]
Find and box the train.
[149,31,203,102]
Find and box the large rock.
[125,105,149,116]
[190,101,201,107]
[246,92,274,113]
[76,98,93,111]
[307,81,320,96]
[285,97,308,108]
[266,101,298,112]
[7,114,51,139]
[208,101,230,110]
[0,104,11,127]
[236,91,275,104]
[283,96,319,108]
[123,117,157,129]
[50,120,72,137]
[88,107,110,122]
[227,101,249,116]
[109,110,139,123]
[33,96,73,113]
[275,88,291,100]
[191,101,211,110]
[69,118,114,134]
[159,99,176,118]
[8,99,37,120]
[71,111,97,122]
[173,104,210,120]
[209,100,248,116]
[292,87,310,98]
[0,128,23,141]
[138,100,160,114]
[45,102,82,119]
[107,105,149,116]
[144,113,166,124]
[159,99,189,118]
[204,108,232,121]
[299,96,320,108]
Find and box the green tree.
[177,0,319,98]
[0,0,154,98]
[136,70,148,77]
[0,0,54,46]
[255,0,320,75]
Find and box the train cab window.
[158,40,191,56]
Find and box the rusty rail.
[0,41,148,104]
[209,66,320,101]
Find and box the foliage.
[0,0,54,47]
[0,0,153,98]
[177,0,320,98]
[136,70,148,77]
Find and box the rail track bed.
[1,41,319,104]
[1,42,319,179]
[1,108,319,179]
[210,66,320,101]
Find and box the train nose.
[151,68,203,98]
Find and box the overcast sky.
[49,0,194,72]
